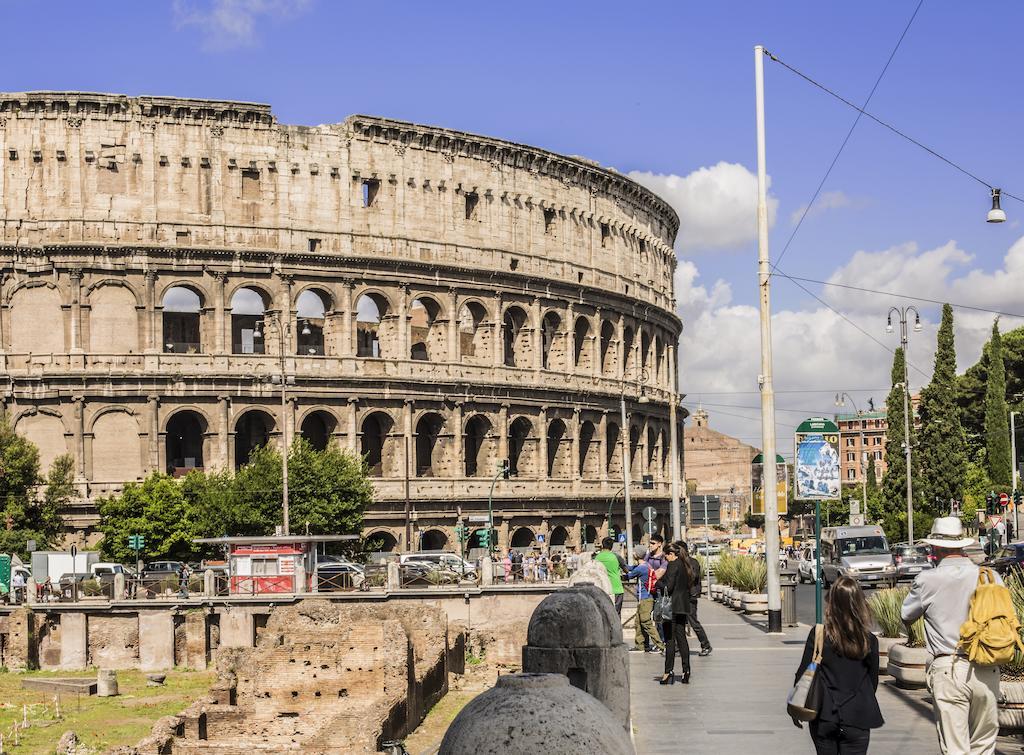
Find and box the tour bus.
[820,524,897,589]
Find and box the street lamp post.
[1012,411,1020,537]
[887,306,922,543]
[620,369,650,565]
[835,393,867,519]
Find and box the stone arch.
[361,411,396,477]
[166,409,207,475]
[647,426,660,476]
[230,286,271,355]
[458,300,491,364]
[655,335,665,386]
[659,428,670,478]
[421,529,448,551]
[409,295,444,362]
[158,279,212,308]
[582,523,599,549]
[574,316,593,371]
[8,282,64,353]
[92,408,142,483]
[234,409,276,468]
[629,425,643,480]
[549,526,569,548]
[355,291,393,358]
[162,285,203,354]
[508,416,534,477]
[546,418,570,478]
[511,527,535,550]
[300,409,337,452]
[464,413,494,478]
[366,530,399,553]
[89,283,140,353]
[414,411,447,477]
[540,311,562,371]
[600,319,616,376]
[622,325,636,376]
[502,305,529,368]
[296,288,330,356]
[578,420,599,479]
[606,422,622,476]
[640,330,652,375]
[14,409,70,473]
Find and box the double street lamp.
[886,306,922,543]
[835,393,868,517]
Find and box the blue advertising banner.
[795,417,841,500]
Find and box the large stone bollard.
[204,569,216,597]
[113,572,126,601]
[521,584,630,730]
[567,558,613,597]
[97,669,119,697]
[480,556,493,586]
[439,673,633,755]
[386,561,401,591]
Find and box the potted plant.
[998,571,1024,732]
[868,587,907,675]
[739,559,769,614]
[887,586,928,688]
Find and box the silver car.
[797,546,819,583]
[820,526,897,589]
[891,542,932,581]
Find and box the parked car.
[143,561,184,579]
[890,543,932,581]
[400,552,477,580]
[797,546,819,584]
[982,542,1024,576]
[315,560,365,590]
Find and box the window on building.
[875,451,883,460]
[601,223,611,247]
[847,469,856,480]
[846,438,856,447]
[308,238,322,253]
[544,207,557,234]
[639,239,647,256]
[465,192,479,220]
[873,437,882,446]
[847,452,856,462]
[361,178,380,207]
[241,169,260,200]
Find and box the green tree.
[0,415,41,506]
[97,474,196,563]
[287,438,372,535]
[985,320,1013,486]
[957,325,1024,455]
[960,450,991,528]
[882,347,919,541]
[917,304,968,517]
[866,455,878,491]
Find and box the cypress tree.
[883,347,918,539]
[985,319,1012,485]
[917,304,968,516]
[866,455,878,491]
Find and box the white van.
[399,552,477,579]
[820,525,896,589]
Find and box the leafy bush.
[1003,571,1024,676]
[712,554,765,593]
[81,578,104,597]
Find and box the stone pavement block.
[629,597,1024,755]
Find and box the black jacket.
[794,629,884,729]
[660,558,692,615]
[686,556,702,599]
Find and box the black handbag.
[654,594,673,622]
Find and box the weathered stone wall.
[0,91,682,548]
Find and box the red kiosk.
[193,535,358,595]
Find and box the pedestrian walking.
[626,556,664,653]
[177,562,191,599]
[793,576,883,754]
[594,537,626,615]
[502,550,512,583]
[538,551,549,582]
[524,552,536,582]
[511,549,523,582]
[902,517,1003,755]
[680,542,712,656]
[658,542,693,684]
[567,547,579,575]
[10,570,25,604]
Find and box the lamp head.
[988,188,1007,223]
[885,315,894,334]
[834,393,843,407]
[301,322,311,336]
[913,313,922,332]
[638,394,650,405]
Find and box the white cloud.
[173,0,312,51]
[789,189,856,226]
[629,162,778,253]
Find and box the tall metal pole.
[901,318,914,544]
[754,45,781,633]
[276,313,290,536]
[669,349,681,541]
[815,499,822,624]
[1012,411,1019,538]
[620,393,634,564]
[837,394,867,519]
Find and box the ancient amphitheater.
[0,91,682,552]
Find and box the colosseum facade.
[0,91,682,553]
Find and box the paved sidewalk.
[627,597,1024,754]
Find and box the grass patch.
[0,668,213,753]
[403,690,477,753]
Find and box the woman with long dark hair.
[658,541,695,684]
[793,576,884,753]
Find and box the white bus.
[820,525,897,589]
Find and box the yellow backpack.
[959,567,1024,666]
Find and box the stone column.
[341,279,355,357]
[397,283,409,361]
[403,398,414,480]
[278,273,295,357]
[537,405,548,480]
[565,302,575,376]
[492,293,503,367]
[591,310,601,377]
[60,613,88,671]
[144,270,158,353]
[286,396,297,448]
[452,401,464,477]
[139,611,176,671]
[616,314,625,381]
[218,395,231,471]
[73,396,86,481]
[447,287,459,362]
[147,395,160,474]
[531,297,542,372]
[347,397,359,454]
[498,403,509,463]
[599,411,609,486]
[570,407,581,493]
[212,272,227,355]
[69,268,83,353]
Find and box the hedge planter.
[711,585,724,601]
[741,593,769,614]
[998,680,1024,733]
[729,592,743,610]
[876,636,904,675]
[888,644,929,688]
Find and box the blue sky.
[6,0,1023,450]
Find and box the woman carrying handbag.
[657,542,694,685]
[792,576,884,754]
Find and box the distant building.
[684,409,758,525]
[835,411,889,484]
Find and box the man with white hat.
[902,516,1002,755]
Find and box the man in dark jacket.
[680,543,712,656]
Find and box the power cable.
[774,0,925,269]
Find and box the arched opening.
[420,529,448,551]
[578,421,598,478]
[632,522,644,543]
[508,417,533,477]
[464,414,493,477]
[296,289,328,356]
[511,527,535,550]
[503,306,528,368]
[166,411,206,475]
[647,426,659,474]
[641,331,652,373]
[629,425,642,480]
[583,524,599,550]
[231,287,269,355]
[622,326,635,376]
[356,293,390,358]
[655,336,665,386]
[90,285,139,354]
[361,412,395,477]
[162,286,202,354]
[541,312,561,371]
[546,418,570,478]
[368,531,399,553]
[573,317,592,371]
[458,302,490,364]
[549,526,569,549]
[410,297,443,361]
[659,429,670,478]
[300,411,336,452]
[234,410,275,468]
[600,320,616,376]
[606,422,622,476]
[415,413,446,477]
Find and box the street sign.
[752,453,788,515]
[642,521,657,536]
[990,515,1003,527]
[641,475,655,490]
[641,506,658,520]
[849,514,865,527]
[536,534,545,543]
[690,495,721,526]
[1000,492,1010,507]
[25,539,36,553]
[850,500,861,516]
[617,533,626,544]
[467,515,490,523]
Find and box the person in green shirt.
[594,536,626,614]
